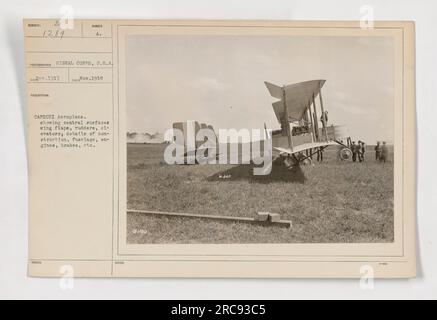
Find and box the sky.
[126,34,394,144]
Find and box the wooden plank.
[127,209,292,228]
[256,212,270,221]
[269,213,281,222]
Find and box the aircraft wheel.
[301,157,313,166]
[340,148,352,160]
[283,157,294,168]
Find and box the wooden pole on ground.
[127,209,292,228]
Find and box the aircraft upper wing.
[265,80,326,123]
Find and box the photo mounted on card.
[25,20,416,278]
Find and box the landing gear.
[301,157,313,166]
[283,155,296,169]
[282,152,311,168]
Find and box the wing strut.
[282,86,293,152]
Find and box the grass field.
[127,143,394,244]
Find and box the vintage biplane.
[264,80,352,167]
[170,79,352,169]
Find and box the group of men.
[306,111,389,164]
[351,141,366,162]
[374,141,388,163]
[310,140,389,164]
[348,140,388,163]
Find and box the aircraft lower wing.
[274,140,338,155]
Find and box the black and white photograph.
[126,34,395,244]
[5,0,436,299]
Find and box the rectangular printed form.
[24,19,416,278]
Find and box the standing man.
[337,140,344,161]
[380,141,388,163]
[375,141,381,161]
[320,111,329,139]
[320,111,328,126]
[351,141,357,162]
[357,140,363,162]
[317,147,324,162]
[360,141,366,162]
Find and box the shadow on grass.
[207,158,307,184]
